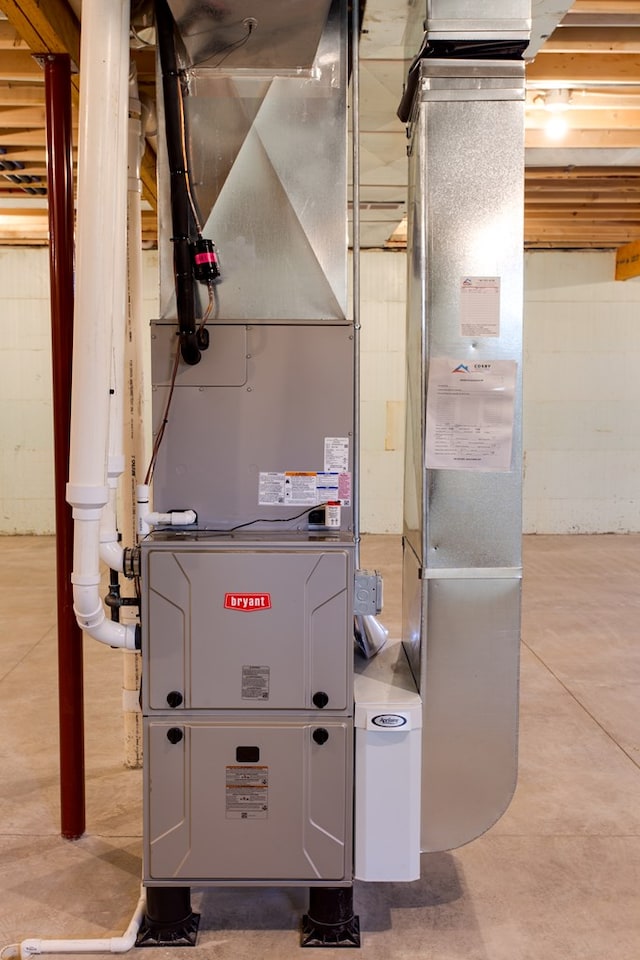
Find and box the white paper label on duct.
[460,276,500,337]
[425,357,517,473]
[226,766,269,820]
[324,436,349,473]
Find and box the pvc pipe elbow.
[99,539,124,573]
[73,586,137,650]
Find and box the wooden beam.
[526,179,640,193]
[615,237,640,278]
[525,166,640,179]
[526,107,640,129]
[545,27,640,53]
[140,143,158,210]
[0,105,47,127]
[527,52,640,83]
[0,146,52,162]
[0,20,27,50]
[0,0,158,211]
[526,206,640,220]
[0,126,79,148]
[0,0,80,63]
[0,82,44,105]
[526,192,640,204]
[0,49,45,81]
[526,127,640,147]
[571,1,640,12]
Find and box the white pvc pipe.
[99,486,124,573]
[100,2,130,576]
[136,484,196,537]
[126,66,149,528]
[66,0,136,651]
[2,889,146,958]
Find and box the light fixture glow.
[545,112,569,140]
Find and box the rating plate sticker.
[226,766,269,820]
[241,665,270,700]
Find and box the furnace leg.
[136,886,200,947]
[301,886,360,948]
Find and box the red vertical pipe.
[44,54,86,840]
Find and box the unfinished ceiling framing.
[0,0,638,250]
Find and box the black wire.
[188,22,253,69]
[227,504,328,533]
[144,336,181,485]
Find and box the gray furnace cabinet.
[141,535,355,887]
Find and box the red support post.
[44,53,86,840]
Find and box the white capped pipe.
[99,485,124,573]
[100,5,130,574]
[66,0,135,650]
[127,66,150,520]
[2,889,146,957]
[136,484,196,537]
[67,0,130,507]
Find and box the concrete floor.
[1,533,639,959]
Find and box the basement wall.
[1,248,639,535]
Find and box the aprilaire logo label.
[371,714,407,728]
[224,593,272,612]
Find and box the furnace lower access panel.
[141,536,355,886]
[144,718,351,882]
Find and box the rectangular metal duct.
[426,0,531,39]
[159,0,347,322]
[402,57,526,853]
[167,0,333,71]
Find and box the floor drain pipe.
[66,0,136,652]
[0,890,146,959]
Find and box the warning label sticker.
[338,472,351,506]
[226,766,269,820]
[259,472,286,505]
[284,472,317,505]
[242,665,270,700]
[259,470,352,508]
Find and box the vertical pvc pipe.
[123,70,146,769]
[67,0,137,652]
[44,54,86,840]
[351,1,361,565]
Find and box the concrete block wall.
[0,248,53,534]
[359,251,407,534]
[3,247,640,535]
[0,248,159,535]
[524,251,640,533]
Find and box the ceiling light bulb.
[545,113,568,140]
[544,89,572,112]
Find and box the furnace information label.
[324,437,349,473]
[226,766,269,820]
[241,665,270,700]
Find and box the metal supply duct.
[401,6,529,852]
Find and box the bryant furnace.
[137,0,530,947]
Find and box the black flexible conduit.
[155,0,201,365]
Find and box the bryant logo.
[224,593,272,612]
